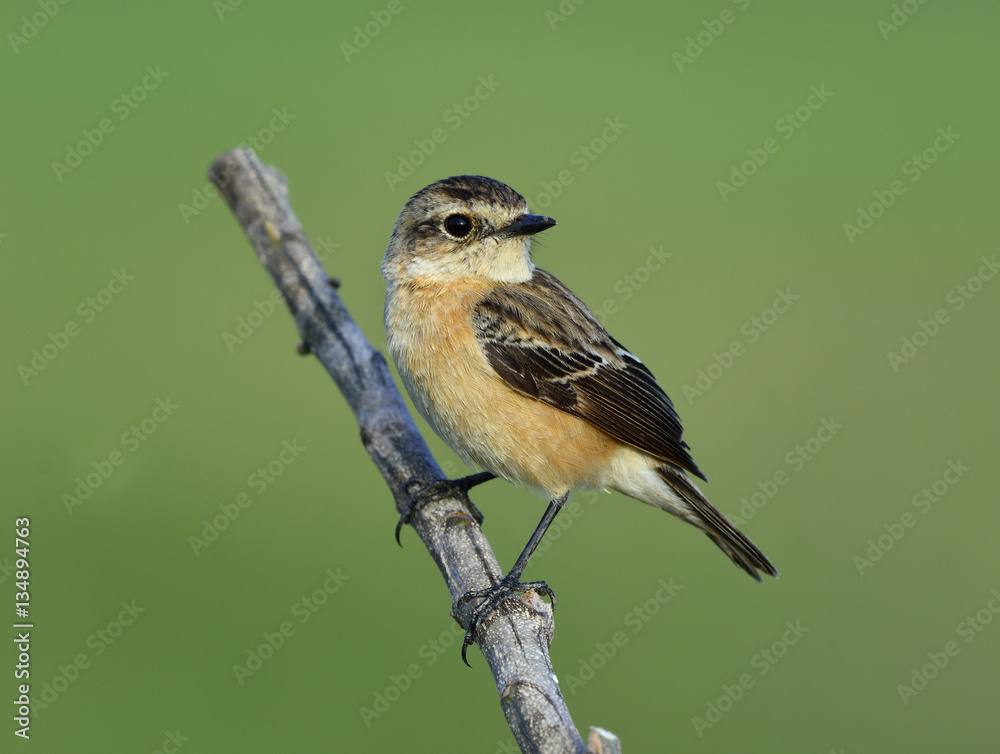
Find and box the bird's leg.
[457,492,568,666]
[396,471,497,545]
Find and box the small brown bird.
[382,175,777,662]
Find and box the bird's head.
[382,175,556,286]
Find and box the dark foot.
[456,576,555,667]
[395,472,496,545]
[296,341,311,355]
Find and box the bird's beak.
[495,214,557,238]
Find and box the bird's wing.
[473,268,706,480]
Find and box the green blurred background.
[3,2,998,751]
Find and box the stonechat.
[382,175,777,662]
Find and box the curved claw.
[458,578,555,667]
[461,630,476,668]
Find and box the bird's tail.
[654,466,779,582]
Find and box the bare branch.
[209,149,620,753]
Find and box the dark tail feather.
[656,467,779,582]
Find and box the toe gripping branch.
[397,476,563,667]
[455,575,556,667]
[454,494,566,666]
[395,472,496,545]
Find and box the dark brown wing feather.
[659,467,779,581]
[474,268,706,481]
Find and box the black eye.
[444,214,473,238]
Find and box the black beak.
[496,213,557,238]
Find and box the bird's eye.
[443,214,473,238]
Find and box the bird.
[381,175,777,663]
